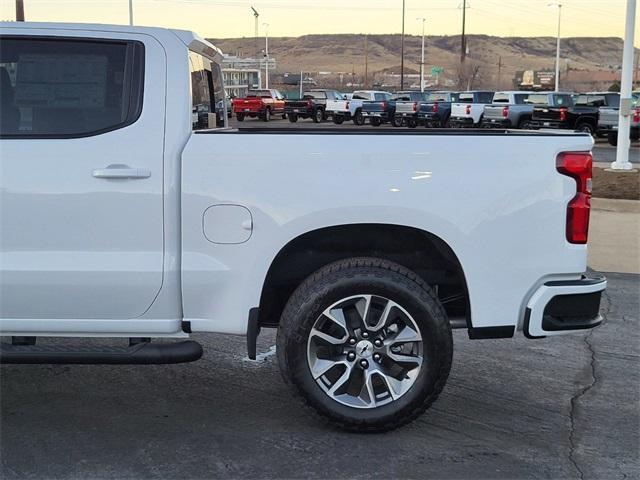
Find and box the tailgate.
[362,101,385,113]
[234,98,263,111]
[598,107,618,127]
[326,100,348,112]
[451,103,470,117]
[395,101,418,114]
[484,105,506,119]
[533,106,562,122]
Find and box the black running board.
[0,340,203,365]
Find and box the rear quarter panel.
[181,132,593,335]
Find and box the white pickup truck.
[325,90,391,126]
[0,23,606,432]
[450,90,495,127]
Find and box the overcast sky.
[1,0,636,44]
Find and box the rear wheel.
[406,118,417,128]
[518,118,532,130]
[288,113,298,123]
[391,115,403,127]
[353,110,365,126]
[576,122,594,136]
[313,109,324,123]
[607,132,618,146]
[262,108,271,122]
[333,116,344,125]
[370,117,382,127]
[277,257,453,432]
[236,113,245,122]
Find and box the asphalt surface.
[1,271,638,479]
[226,116,640,164]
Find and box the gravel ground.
[1,272,638,480]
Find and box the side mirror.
[343,95,348,100]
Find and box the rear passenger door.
[0,29,165,323]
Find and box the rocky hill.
[209,34,633,89]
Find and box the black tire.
[370,117,382,127]
[333,116,344,125]
[282,113,288,120]
[518,118,532,130]
[353,110,365,126]
[262,108,271,122]
[407,118,418,128]
[576,122,594,135]
[288,113,298,123]
[236,113,245,122]
[277,257,453,432]
[608,132,618,146]
[313,109,324,123]
[391,115,403,127]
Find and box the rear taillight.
[381,101,388,110]
[432,103,439,113]
[465,105,471,115]
[633,108,640,123]
[556,152,593,244]
[306,100,313,108]
[559,107,568,122]
[346,101,350,110]
[412,102,418,112]
[502,106,509,118]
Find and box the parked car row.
[231,88,640,145]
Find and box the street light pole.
[549,2,562,91]
[263,22,269,89]
[128,0,134,26]
[611,0,637,171]
[417,17,426,92]
[16,0,25,21]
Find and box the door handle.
[92,164,151,179]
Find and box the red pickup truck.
[233,89,286,122]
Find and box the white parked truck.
[450,91,495,127]
[0,23,606,432]
[325,90,391,125]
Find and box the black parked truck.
[284,89,344,123]
[416,91,459,128]
[529,92,599,135]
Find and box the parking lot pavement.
[1,272,638,479]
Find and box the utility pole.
[364,34,369,89]
[611,0,636,171]
[548,2,562,91]
[460,0,467,65]
[497,56,502,90]
[400,0,405,90]
[417,17,426,92]
[16,0,25,21]
[263,22,269,89]
[128,0,133,26]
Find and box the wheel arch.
[255,223,471,332]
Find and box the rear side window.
[492,93,510,103]
[458,93,474,103]
[0,36,144,138]
[190,51,226,130]
[514,94,529,105]
[374,93,391,101]
[525,94,550,105]
[478,92,494,103]
[553,94,573,106]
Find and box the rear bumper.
[450,116,475,127]
[361,111,391,120]
[523,275,606,338]
[284,107,312,116]
[482,118,511,128]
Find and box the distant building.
[220,54,276,98]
